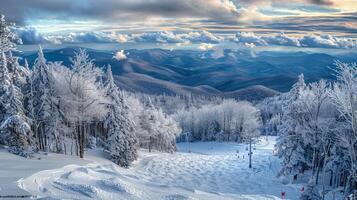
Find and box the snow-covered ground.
[0,148,91,198]
[2,137,304,199]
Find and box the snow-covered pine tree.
[104,65,138,167]
[0,51,11,122]
[0,15,17,53]
[0,51,11,144]
[0,83,33,156]
[0,15,15,124]
[0,16,33,156]
[31,46,55,151]
[277,74,311,178]
[7,51,25,87]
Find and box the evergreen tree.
[0,84,33,156]
[277,74,310,178]
[104,65,138,167]
[31,46,55,150]
[0,15,17,53]
[0,51,11,123]
[0,16,33,156]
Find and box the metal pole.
[249,138,252,168]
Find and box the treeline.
[263,62,357,199]
[129,93,224,115]
[0,16,180,167]
[174,99,261,142]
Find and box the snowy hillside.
[12,136,302,200]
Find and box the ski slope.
[18,136,302,199]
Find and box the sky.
[0,0,356,51]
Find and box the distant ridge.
[20,47,356,100]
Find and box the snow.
[0,148,90,198]
[7,137,302,199]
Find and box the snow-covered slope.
[0,148,91,198]
[16,137,302,200]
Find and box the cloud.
[263,33,301,47]
[10,24,357,50]
[232,31,357,49]
[233,32,268,46]
[309,0,334,6]
[44,32,117,44]
[12,27,49,45]
[132,31,185,43]
[62,32,116,43]
[198,43,214,50]
[130,31,223,44]
[0,0,243,26]
[244,43,256,48]
[0,0,355,41]
[0,0,349,26]
[181,31,223,44]
[12,28,223,45]
[300,34,357,48]
[115,33,129,43]
[113,50,127,61]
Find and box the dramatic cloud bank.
[131,31,223,44]
[13,27,357,49]
[47,32,117,44]
[233,32,357,49]
[0,0,243,26]
[12,27,49,45]
[0,0,355,36]
[15,29,223,45]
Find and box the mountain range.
[19,47,357,101]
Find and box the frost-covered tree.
[56,49,107,158]
[137,97,180,152]
[174,99,261,142]
[0,51,11,123]
[329,61,357,196]
[136,98,156,151]
[0,86,33,156]
[104,65,138,167]
[295,80,333,184]
[273,63,357,198]
[0,16,33,156]
[0,15,17,53]
[206,120,221,141]
[257,93,286,136]
[0,62,33,155]
[277,74,311,178]
[30,46,56,151]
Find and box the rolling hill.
[19,47,356,100]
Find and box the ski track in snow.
[18,137,301,200]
